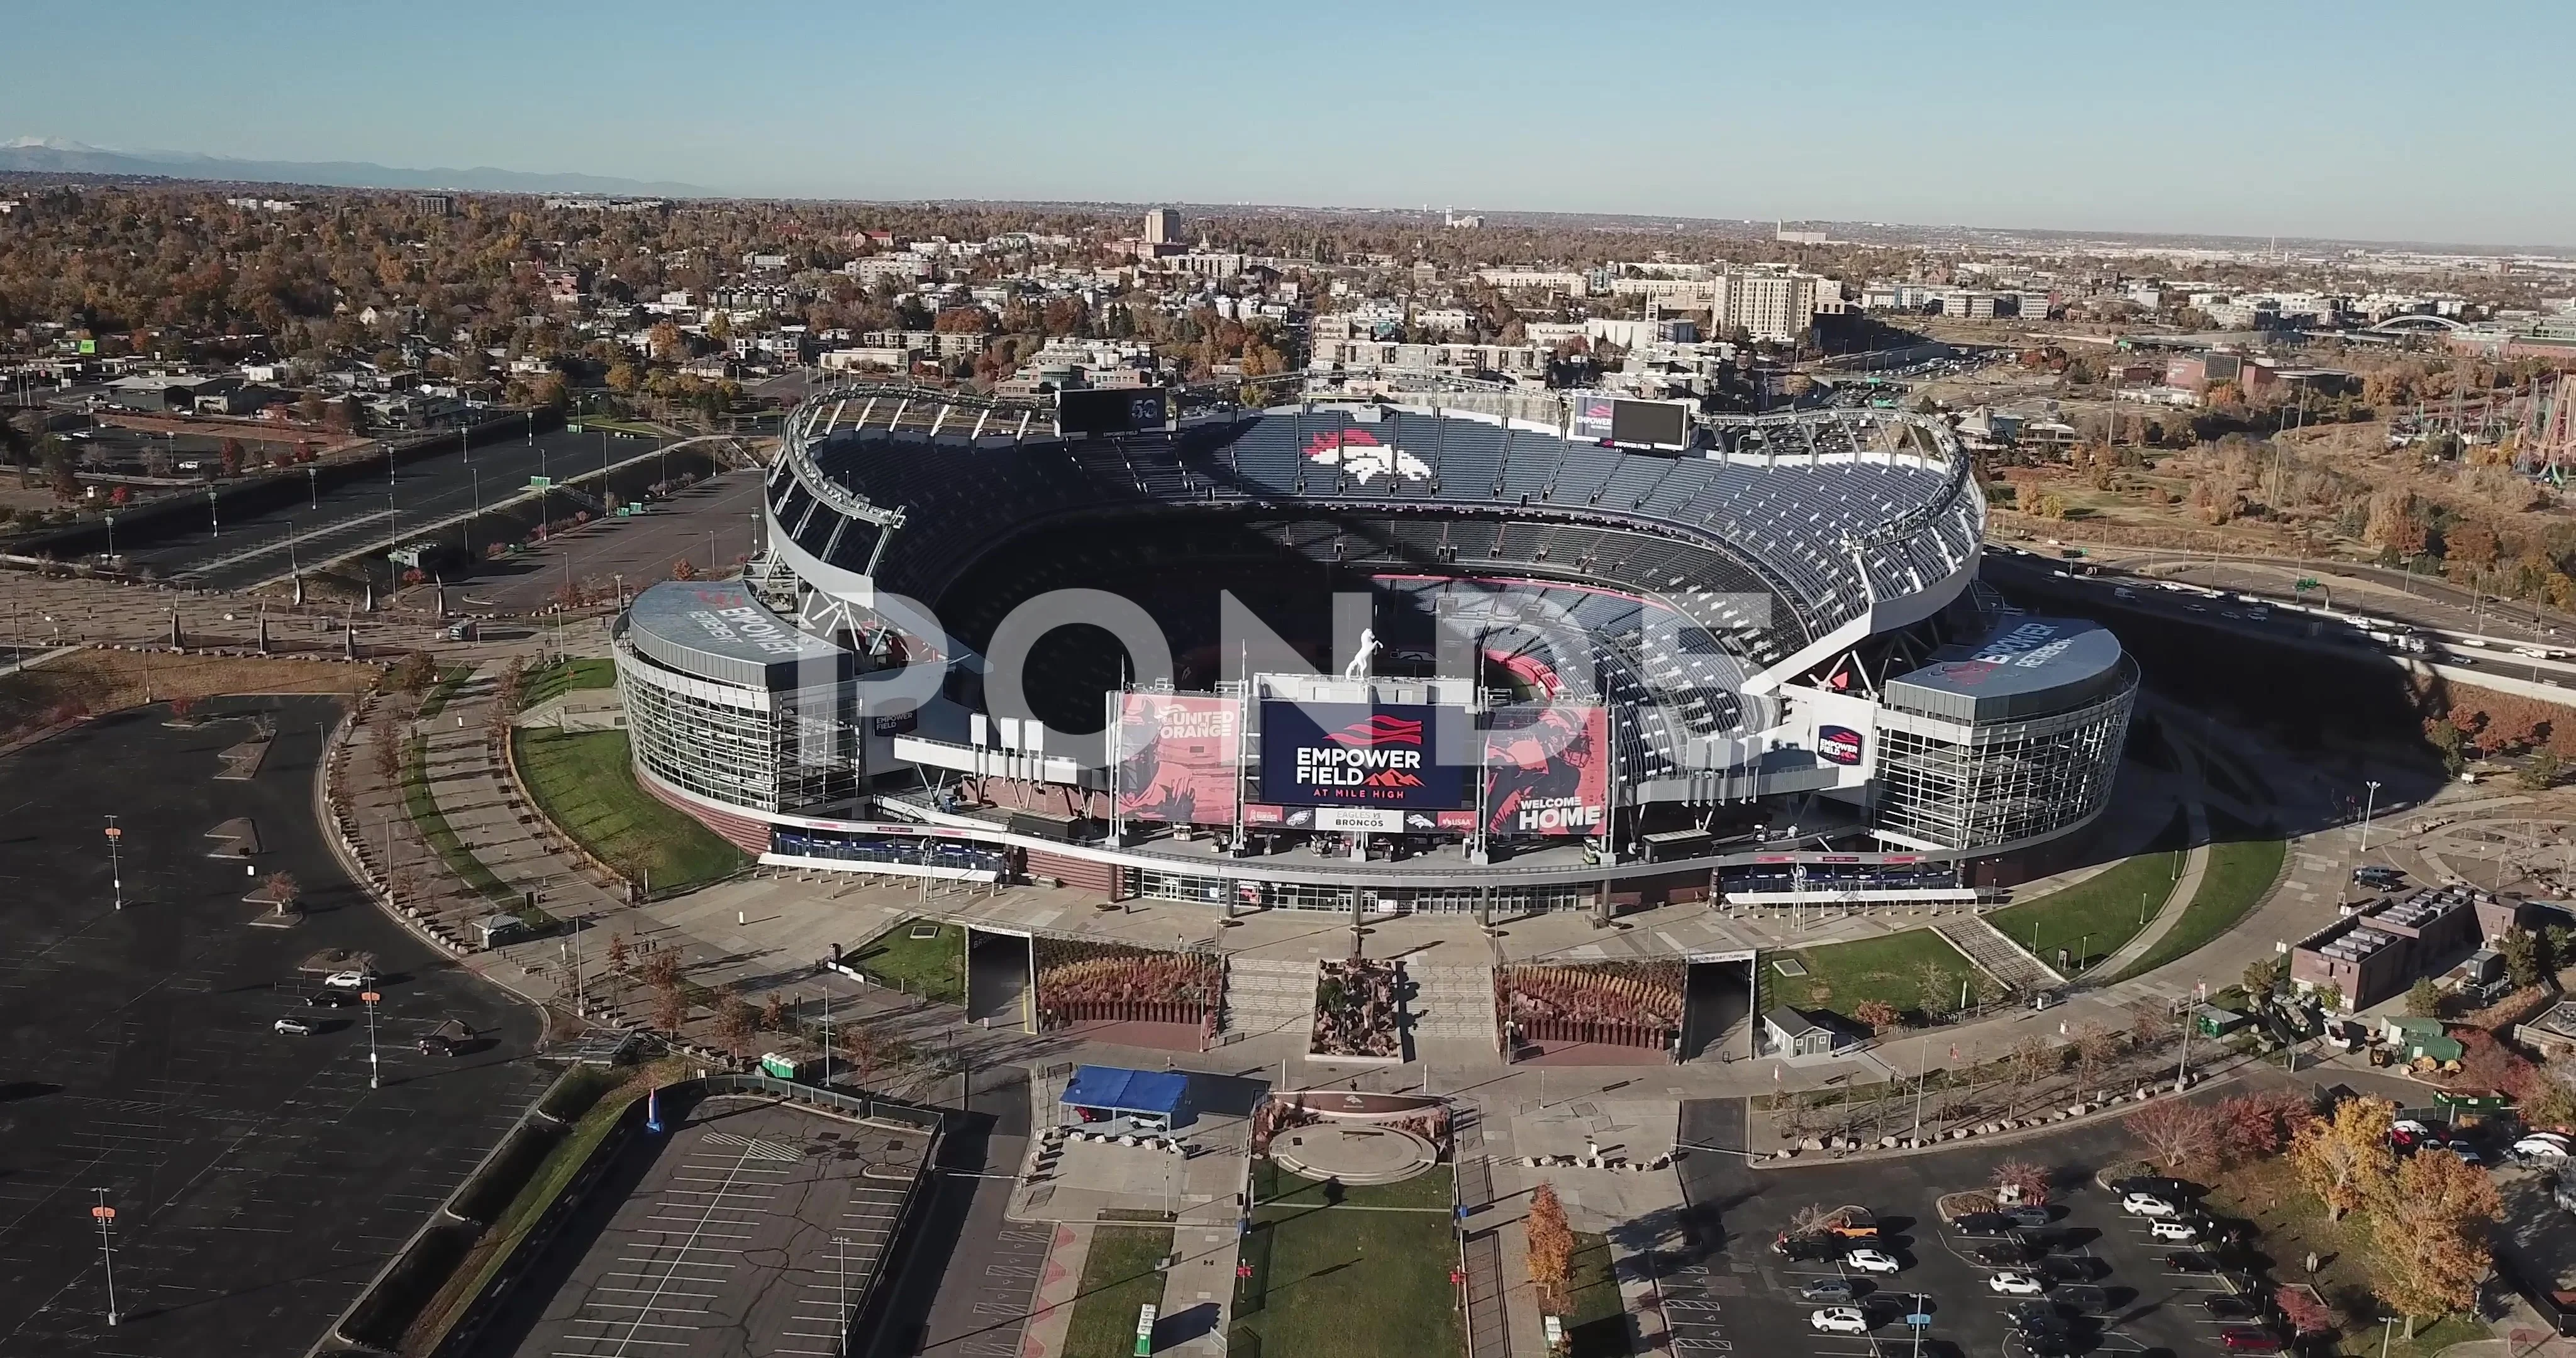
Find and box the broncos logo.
[1303,429,1431,484]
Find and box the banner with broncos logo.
[1257,700,1467,810]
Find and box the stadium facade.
[613,384,2135,912]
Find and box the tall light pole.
[207,486,219,539]
[362,988,382,1088]
[308,463,319,509]
[91,1193,118,1326]
[2359,778,2383,854]
[103,816,123,911]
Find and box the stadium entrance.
[965,926,1035,1033]
[1679,951,1756,1062]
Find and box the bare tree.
[264,870,301,916]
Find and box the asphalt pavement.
[115,427,672,592]
[0,695,548,1357]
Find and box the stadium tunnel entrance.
[1679,952,1757,1063]
[965,926,1035,1034]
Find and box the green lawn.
[519,658,617,710]
[1985,808,2189,974]
[416,665,477,719]
[848,919,965,1004]
[1233,1166,1460,1358]
[1767,929,1984,1025]
[2111,814,2288,982]
[1254,1161,1452,1210]
[1564,1232,1633,1358]
[512,729,746,894]
[1063,1225,1173,1358]
[401,734,522,910]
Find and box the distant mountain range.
[0,137,711,197]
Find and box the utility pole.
[103,816,124,911]
[91,1193,119,1326]
[363,988,382,1088]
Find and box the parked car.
[1843,1249,1902,1275]
[2148,1218,2199,1242]
[306,990,358,1008]
[2202,1295,2264,1321]
[2004,1300,2061,1330]
[2220,1328,2284,1353]
[1999,1205,2051,1228]
[1974,1242,2041,1267]
[1798,1278,1860,1303]
[2514,1137,2572,1161]
[2111,1175,2196,1201]
[273,1016,314,1036]
[1810,1308,1870,1335]
[1775,1234,1841,1261]
[2053,1284,2111,1313]
[1989,1271,2046,1296]
[1948,1212,2016,1236]
[2389,1119,2434,1151]
[321,971,375,990]
[2165,1250,2224,1274]
[2121,1192,2180,1217]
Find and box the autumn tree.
[1853,1000,1901,1033]
[1993,1160,2050,1207]
[2070,1022,2121,1085]
[2127,1099,2224,1178]
[2290,1095,2397,1220]
[714,986,758,1061]
[1524,1181,1575,1315]
[264,870,301,915]
[760,990,790,1033]
[2368,1145,2501,1331]
[2217,1089,2312,1161]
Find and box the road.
[447,468,769,614]
[115,426,674,592]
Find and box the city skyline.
[0,0,2569,248]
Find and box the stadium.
[611,382,2136,915]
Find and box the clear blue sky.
[3,0,2568,247]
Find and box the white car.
[2149,1219,2199,1242]
[2515,1137,2572,1160]
[1989,1271,2046,1296]
[321,971,375,990]
[2121,1192,2179,1217]
[1811,1307,1870,1335]
[1843,1249,1902,1275]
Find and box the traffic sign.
[360,991,381,1005]
[528,475,553,489]
[91,1206,114,1221]
[1906,1313,1932,1327]
[103,827,121,839]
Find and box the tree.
[670,556,697,581]
[2010,1035,2057,1090]
[2405,978,2443,1019]
[2243,957,2283,996]
[839,1019,889,1090]
[2368,1145,2501,1328]
[2523,750,2564,791]
[760,990,790,1033]
[219,438,244,477]
[1523,1181,1575,1316]
[264,870,301,915]
[167,693,197,723]
[2128,1000,2175,1051]
[2217,1090,2312,1161]
[1853,999,1901,1033]
[2128,1099,2224,1178]
[2070,1022,2121,1085]
[2500,929,2545,989]
[714,986,758,1060]
[1993,1160,2050,1207]
[2290,1095,2396,1220]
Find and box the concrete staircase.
[1936,919,2067,993]
[1406,964,1500,1048]
[1223,958,1318,1039]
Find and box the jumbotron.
[611,383,2135,915]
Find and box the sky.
[3,0,2569,247]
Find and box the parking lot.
[487,1099,933,1358]
[0,697,546,1357]
[1674,1101,2264,1356]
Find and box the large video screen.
[1257,701,1467,810]
[1482,704,1610,836]
[1055,386,1169,437]
[1607,398,1691,450]
[1114,693,1241,826]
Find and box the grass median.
[401,734,519,908]
[1984,807,2189,974]
[1232,1164,1458,1358]
[519,658,616,711]
[1063,1225,1176,1358]
[512,728,745,893]
[1764,929,1985,1026]
[1565,1232,1633,1358]
[846,919,965,1003]
[2112,812,2288,982]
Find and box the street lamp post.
[2359,779,2383,854]
[308,463,319,508]
[91,1193,118,1327]
[207,487,219,539]
[104,816,123,911]
[362,989,382,1088]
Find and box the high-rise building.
[1143,207,1180,245]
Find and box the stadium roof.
[1884,616,2128,722]
[623,580,847,690]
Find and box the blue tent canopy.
[1060,1064,1194,1127]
